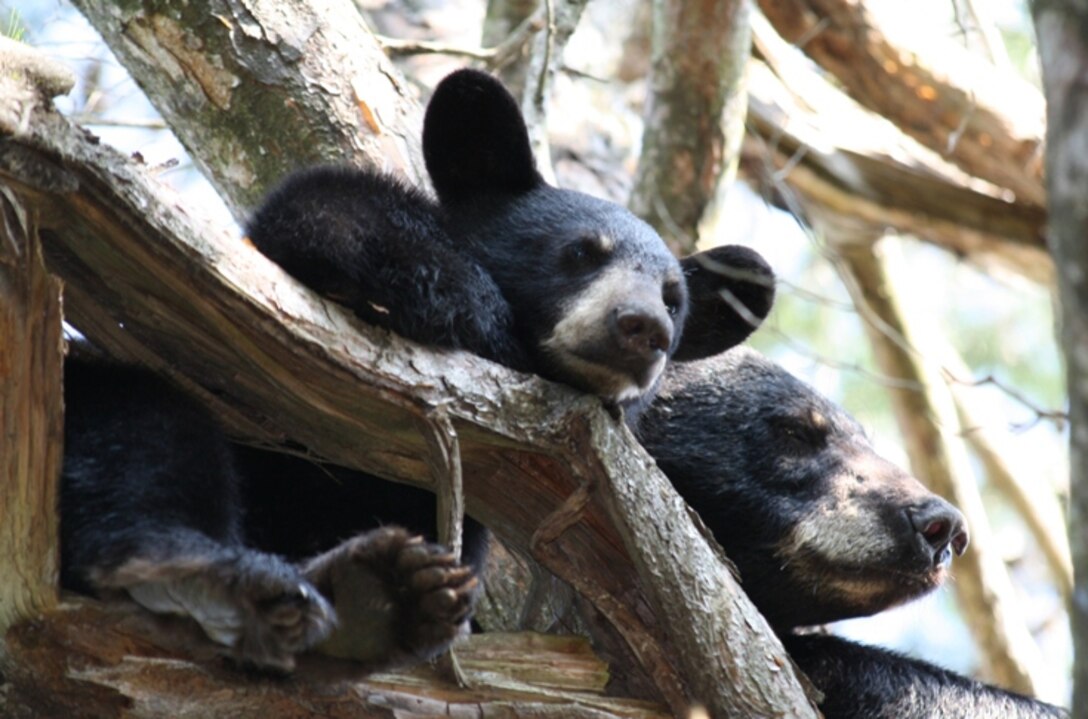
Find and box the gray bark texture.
[629,0,752,255]
[0,27,820,719]
[69,0,427,220]
[1031,1,1088,714]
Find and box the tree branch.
[738,16,1050,284]
[69,0,427,220]
[947,365,1073,606]
[757,0,1045,206]
[0,53,818,718]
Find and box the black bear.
[638,347,1066,718]
[61,355,479,673]
[60,68,775,673]
[246,69,774,419]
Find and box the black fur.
[640,348,1063,717]
[235,447,490,571]
[60,356,478,672]
[785,634,1065,718]
[640,347,967,628]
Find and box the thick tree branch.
[739,20,1050,283]
[0,60,818,718]
[4,603,673,718]
[757,0,1046,206]
[70,0,426,220]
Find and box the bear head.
[422,69,774,408]
[638,347,969,628]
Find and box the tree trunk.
[1031,2,1088,714]
[628,0,751,255]
[0,38,68,634]
[69,0,427,220]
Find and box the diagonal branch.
[834,236,1047,697]
[69,0,427,220]
[757,0,1045,206]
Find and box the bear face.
[423,69,690,403]
[248,69,774,412]
[637,347,968,628]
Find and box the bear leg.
[91,528,335,673]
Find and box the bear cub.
[60,68,775,674]
[247,68,773,418]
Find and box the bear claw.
[302,526,479,666]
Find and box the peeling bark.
[0,38,67,634]
[3,602,671,719]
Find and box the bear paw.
[302,526,479,667]
[228,563,337,672]
[109,549,335,673]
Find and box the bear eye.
[562,234,611,271]
[775,414,828,450]
[662,281,683,317]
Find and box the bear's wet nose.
[909,499,969,564]
[611,306,671,358]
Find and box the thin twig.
[377,9,545,70]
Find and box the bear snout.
[907,498,969,567]
[609,304,672,359]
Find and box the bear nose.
[610,306,671,359]
[908,499,969,565]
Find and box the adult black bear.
[60,68,775,674]
[638,347,1066,718]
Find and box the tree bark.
[0,38,68,634]
[0,52,818,718]
[628,0,751,255]
[835,236,1046,697]
[738,17,1051,284]
[4,603,672,719]
[69,0,426,221]
[757,0,1046,207]
[1031,2,1088,713]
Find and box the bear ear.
[671,245,776,362]
[422,69,543,205]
